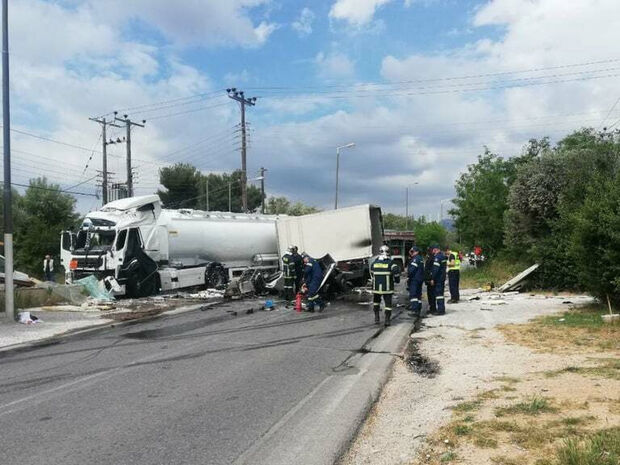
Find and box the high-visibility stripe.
[372,290,394,295]
[412,263,418,267]
[373,303,380,307]
[373,263,389,269]
[437,296,445,300]
[308,295,319,301]
[384,307,392,311]
[373,271,392,275]
[410,298,419,303]
[434,262,440,266]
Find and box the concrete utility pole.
[405,182,419,230]
[259,167,267,214]
[115,112,145,198]
[89,117,122,205]
[228,181,232,212]
[205,177,209,211]
[2,0,14,321]
[227,88,257,212]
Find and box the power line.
[1,181,98,197]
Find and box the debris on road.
[18,311,42,325]
[497,263,540,292]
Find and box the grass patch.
[494,376,521,384]
[495,396,557,417]
[453,400,482,412]
[439,451,457,462]
[555,427,620,465]
[491,457,521,465]
[499,305,620,353]
[460,259,530,289]
[544,359,620,380]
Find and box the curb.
[233,310,413,465]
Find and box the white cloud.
[292,7,315,36]
[315,51,356,79]
[329,0,392,26]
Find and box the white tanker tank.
[157,209,280,268]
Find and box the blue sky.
[4,0,620,218]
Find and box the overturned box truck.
[60,195,383,297]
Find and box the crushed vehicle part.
[497,264,540,292]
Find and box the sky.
[3,0,620,220]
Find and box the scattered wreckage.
[60,196,383,300]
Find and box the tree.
[14,178,79,276]
[265,196,320,216]
[158,164,262,212]
[158,163,202,209]
[382,213,447,250]
[569,171,620,304]
[451,150,514,255]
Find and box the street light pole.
[334,142,355,209]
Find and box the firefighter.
[430,244,447,315]
[446,247,461,303]
[424,246,436,316]
[291,246,304,294]
[302,253,325,312]
[407,246,424,318]
[370,245,400,327]
[281,246,296,303]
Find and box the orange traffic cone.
[294,293,303,312]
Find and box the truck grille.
[76,256,103,268]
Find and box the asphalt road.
[0,297,409,465]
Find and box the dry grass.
[499,305,620,353]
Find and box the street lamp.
[334,142,355,209]
[405,182,419,230]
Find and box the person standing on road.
[370,245,400,327]
[446,247,461,303]
[281,246,296,304]
[407,246,424,318]
[291,246,304,295]
[424,247,436,315]
[43,254,54,282]
[302,253,325,312]
[430,244,447,315]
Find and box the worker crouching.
[371,245,400,327]
[302,253,325,312]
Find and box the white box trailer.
[275,204,384,285]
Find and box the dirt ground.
[339,290,619,465]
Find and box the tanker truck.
[60,195,280,297]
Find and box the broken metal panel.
[276,205,382,263]
[498,264,540,292]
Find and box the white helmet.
[379,245,390,255]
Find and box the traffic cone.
[295,293,303,312]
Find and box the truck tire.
[205,263,228,289]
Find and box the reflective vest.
[371,256,399,294]
[447,250,461,271]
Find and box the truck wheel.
[205,264,228,289]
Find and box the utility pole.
[259,167,267,214]
[205,177,209,211]
[228,181,232,212]
[115,112,145,198]
[227,88,257,212]
[89,117,121,205]
[2,0,14,321]
[405,187,409,230]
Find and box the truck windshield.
[75,229,116,250]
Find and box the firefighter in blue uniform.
[424,246,436,315]
[430,244,447,315]
[291,246,304,295]
[302,253,325,312]
[370,245,400,327]
[281,246,296,303]
[407,246,424,318]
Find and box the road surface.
[0,298,410,465]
